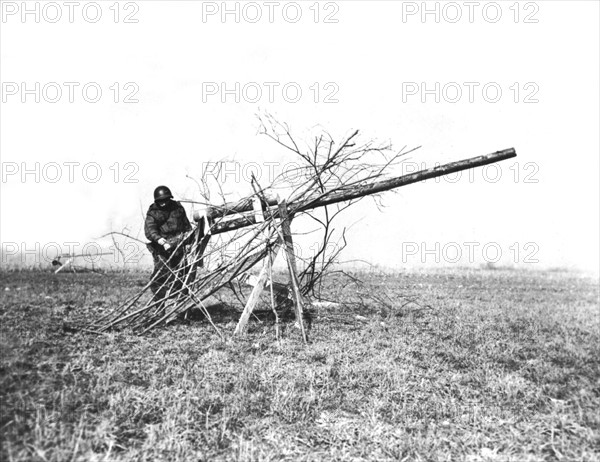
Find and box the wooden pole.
[207,195,278,220]
[277,201,308,344]
[194,148,516,234]
[234,237,282,336]
[267,252,280,340]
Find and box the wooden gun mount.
[94,148,516,336]
[194,148,517,235]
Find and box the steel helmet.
[153,185,173,202]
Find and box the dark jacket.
[144,200,192,244]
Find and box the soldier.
[144,185,192,301]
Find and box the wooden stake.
[278,201,308,343]
[234,237,282,336]
[267,250,280,340]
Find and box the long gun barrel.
[195,147,516,235]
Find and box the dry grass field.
[1,267,598,461]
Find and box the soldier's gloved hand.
[158,238,171,251]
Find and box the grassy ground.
[0,267,598,461]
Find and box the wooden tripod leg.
[234,238,283,336]
[178,224,211,318]
[278,201,308,344]
[187,228,210,287]
[195,217,208,268]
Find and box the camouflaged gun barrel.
[194,147,517,235]
[206,195,279,220]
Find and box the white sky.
[1,1,599,274]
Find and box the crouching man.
[144,185,192,301]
